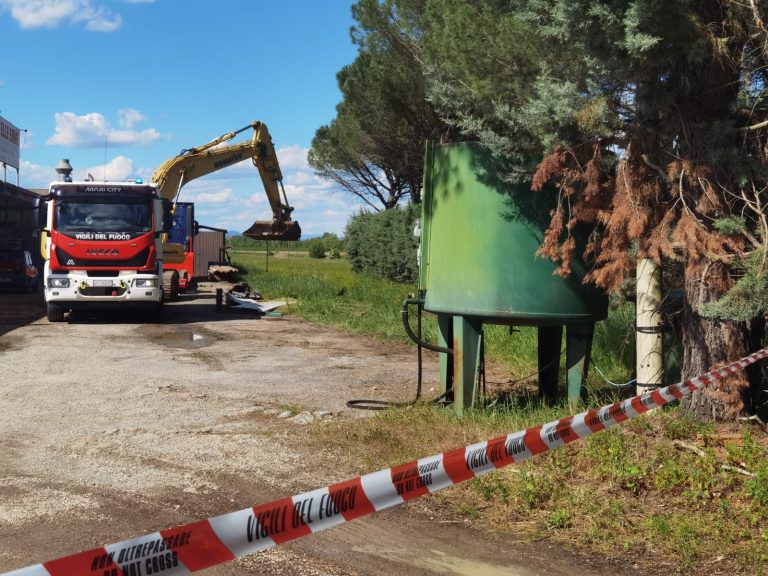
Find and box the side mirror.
[32,197,45,227]
[193,220,200,236]
[38,228,50,261]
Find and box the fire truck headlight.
[48,278,70,288]
[135,278,157,288]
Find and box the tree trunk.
[680,262,751,422]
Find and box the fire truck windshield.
[55,196,152,237]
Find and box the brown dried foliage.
[533,142,613,280]
[532,142,748,295]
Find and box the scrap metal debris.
[208,264,239,282]
[216,282,286,315]
[228,282,263,301]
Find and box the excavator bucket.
[243,219,302,242]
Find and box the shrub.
[345,204,418,282]
[308,240,326,259]
[319,233,344,253]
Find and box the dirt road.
[0,286,635,576]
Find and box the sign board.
[0,115,21,169]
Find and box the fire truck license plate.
[93,280,113,287]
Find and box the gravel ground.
[0,284,637,576]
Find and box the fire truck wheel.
[46,303,65,323]
[163,271,180,302]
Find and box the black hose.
[346,298,454,411]
[346,399,410,411]
[401,298,453,355]
[346,391,450,411]
[417,299,423,400]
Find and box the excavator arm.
[151,121,301,241]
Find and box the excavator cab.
[243,218,301,241]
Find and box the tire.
[163,271,180,302]
[46,303,65,323]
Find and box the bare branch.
[742,118,768,132]
[641,154,670,184]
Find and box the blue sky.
[0,0,363,237]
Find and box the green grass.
[234,252,415,340]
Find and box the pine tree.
[308,0,451,210]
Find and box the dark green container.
[420,141,607,324]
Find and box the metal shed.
[194,226,229,278]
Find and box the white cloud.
[190,188,235,204]
[221,210,268,226]
[251,170,362,236]
[276,145,310,171]
[19,155,141,187]
[282,178,348,210]
[177,178,239,199]
[117,108,145,129]
[201,177,359,236]
[291,170,322,186]
[0,0,121,31]
[246,192,268,205]
[46,111,161,147]
[321,209,351,218]
[282,183,305,200]
[83,9,120,31]
[134,165,155,182]
[19,159,55,188]
[80,155,135,181]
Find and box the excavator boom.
[151,121,301,242]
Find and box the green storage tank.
[417,142,608,412]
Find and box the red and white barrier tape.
[5,347,768,576]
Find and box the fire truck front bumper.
[45,272,163,308]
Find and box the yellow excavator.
[151,120,301,297]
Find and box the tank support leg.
[566,322,595,407]
[538,326,563,404]
[452,316,483,416]
[437,314,453,401]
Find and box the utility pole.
[636,259,664,395]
